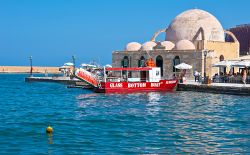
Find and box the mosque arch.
[173,56,181,72]
[156,55,163,76]
[224,30,239,43]
[151,29,167,42]
[192,27,205,42]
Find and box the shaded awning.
[231,60,250,67]
[105,64,112,68]
[64,62,74,66]
[212,60,237,67]
[80,63,96,68]
[175,63,192,70]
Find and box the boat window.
[156,70,160,76]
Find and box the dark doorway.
[173,56,180,72]
[219,55,226,74]
[156,55,163,76]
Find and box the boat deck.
[25,76,88,86]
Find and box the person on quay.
[194,70,199,82]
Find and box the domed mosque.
[112,9,240,79]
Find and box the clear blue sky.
[0,0,249,66]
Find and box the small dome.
[125,42,141,51]
[175,40,195,50]
[161,41,175,50]
[141,41,157,50]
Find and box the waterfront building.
[227,24,250,55]
[112,9,240,79]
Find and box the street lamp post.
[72,55,76,76]
[204,50,208,81]
[29,56,33,77]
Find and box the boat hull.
[94,80,178,93]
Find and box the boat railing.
[104,76,163,82]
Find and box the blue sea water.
[0,74,249,154]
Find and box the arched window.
[173,56,180,72]
[156,55,163,76]
[219,55,224,61]
[138,56,145,67]
[121,56,129,68]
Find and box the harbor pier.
[177,80,250,95]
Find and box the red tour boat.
[75,59,178,93]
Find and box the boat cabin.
[104,67,161,83]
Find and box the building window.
[121,56,129,67]
[156,55,163,76]
[219,55,224,61]
[138,56,145,67]
[173,56,180,72]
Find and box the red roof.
[105,67,152,71]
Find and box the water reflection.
[169,92,247,154]
[145,92,162,116]
[76,93,99,100]
[47,133,53,144]
[73,91,249,154]
[147,92,161,103]
[76,93,99,108]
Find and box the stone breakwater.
[0,66,60,74]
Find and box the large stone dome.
[166,9,225,43]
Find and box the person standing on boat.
[242,68,247,85]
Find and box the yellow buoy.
[46,125,53,134]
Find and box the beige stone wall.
[194,40,239,59]
[204,41,239,59]
[194,40,240,77]
[0,66,60,74]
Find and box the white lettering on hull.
[151,83,161,87]
[165,80,176,84]
[128,83,146,88]
[110,83,123,88]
